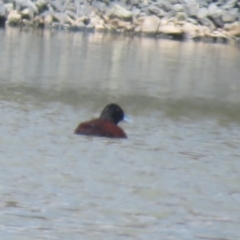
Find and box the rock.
[207,4,224,27]
[89,15,101,26]
[129,0,139,6]
[132,8,141,17]
[21,19,31,26]
[44,14,53,25]
[206,30,229,41]
[182,22,205,39]
[74,20,86,29]
[35,0,48,12]
[0,5,6,27]
[95,18,105,30]
[170,0,180,4]
[208,3,222,18]
[4,4,13,13]
[158,22,183,35]
[198,17,215,31]
[176,12,187,22]
[65,10,77,20]
[50,1,64,12]
[107,4,132,20]
[108,18,133,30]
[198,0,209,8]
[52,12,73,25]
[197,7,208,19]
[211,17,224,28]
[172,4,184,12]
[103,23,114,32]
[134,25,141,33]
[187,17,199,25]
[222,0,237,10]
[148,5,166,17]
[141,15,160,34]
[7,10,21,25]
[221,10,237,23]
[15,0,38,14]
[224,21,240,36]
[21,8,34,20]
[155,1,172,12]
[185,2,198,17]
[32,15,44,27]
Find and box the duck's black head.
[99,103,125,125]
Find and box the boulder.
[32,15,44,27]
[223,21,240,36]
[186,2,198,17]
[141,15,161,34]
[107,4,132,20]
[197,7,208,19]
[208,3,222,19]
[221,10,237,23]
[21,8,34,19]
[15,0,38,14]
[198,17,215,31]
[222,0,237,10]
[154,1,172,12]
[182,22,200,38]
[35,0,48,12]
[172,4,184,12]
[7,10,22,25]
[44,14,53,25]
[108,18,132,30]
[158,22,183,35]
[0,5,6,27]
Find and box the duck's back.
[74,119,127,138]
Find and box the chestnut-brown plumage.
[74,104,127,138]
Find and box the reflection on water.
[0,28,240,240]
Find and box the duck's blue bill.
[123,115,132,123]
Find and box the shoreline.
[0,0,240,44]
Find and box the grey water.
[0,27,240,240]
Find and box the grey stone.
[65,10,77,20]
[198,0,208,8]
[198,17,215,31]
[221,10,237,23]
[141,15,160,33]
[129,0,140,6]
[15,0,38,13]
[107,4,132,20]
[211,17,224,28]
[155,1,172,12]
[21,7,34,19]
[35,0,48,12]
[222,0,237,10]
[172,4,184,12]
[176,12,187,21]
[0,4,6,16]
[148,5,159,14]
[186,2,198,17]
[169,0,180,4]
[52,12,69,24]
[187,17,198,25]
[197,7,208,19]
[132,8,141,17]
[139,3,148,9]
[208,3,222,18]
[139,12,147,17]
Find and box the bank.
[0,0,240,43]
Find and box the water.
[0,27,240,240]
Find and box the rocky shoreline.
[0,0,240,42]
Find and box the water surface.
[0,28,240,240]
